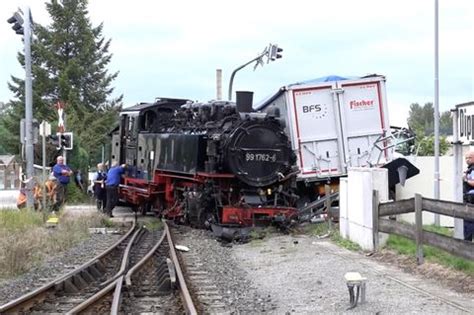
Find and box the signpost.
[453,101,474,239]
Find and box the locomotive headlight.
[267,188,272,195]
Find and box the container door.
[338,78,389,167]
[289,83,345,179]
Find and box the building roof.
[0,155,16,167]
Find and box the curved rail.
[67,227,144,314]
[70,220,197,314]
[0,221,136,314]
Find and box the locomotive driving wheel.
[184,189,216,229]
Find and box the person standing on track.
[104,161,126,217]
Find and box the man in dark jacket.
[52,156,73,211]
[92,163,107,212]
[462,150,474,241]
[104,161,126,217]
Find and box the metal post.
[216,69,222,101]
[42,123,46,210]
[24,7,35,209]
[372,190,380,251]
[62,112,67,165]
[325,185,332,230]
[433,0,440,225]
[228,59,255,101]
[451,109,464,239]
[228,47,271,101]
[102,145,105,164]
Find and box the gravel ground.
[174,225,474,314]
[232,234,473,314]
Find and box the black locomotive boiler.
[111,92,299,228]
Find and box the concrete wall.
[339,167,389,251]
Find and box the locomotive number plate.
[245,153,277,162]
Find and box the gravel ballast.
[1,204,472,314]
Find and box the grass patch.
[331,232,362,251]
[0,209,44,231]
[0,210,114,279]
[142,219,163,231]
[297,222,361,251]
[248,226,279,244]
[385,224,474,275]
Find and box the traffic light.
[268,44,283,61]
[7,12,24,35]
[59,132,73,150]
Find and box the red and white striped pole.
[55,101,67,163]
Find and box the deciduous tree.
[407,102,452,155]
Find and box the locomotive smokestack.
[236,91,253,113]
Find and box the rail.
[68,220,196,314]
[0,222,136,313]
[373,191,474,264]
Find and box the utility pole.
[434,0,440,225]
[8,7,34,209]
[216,69,222,100]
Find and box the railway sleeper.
[80,269,95,283]
[88,264,102,278]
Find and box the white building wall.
[396,156,457,226]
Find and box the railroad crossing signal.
[7,11,24,35]
[267,44,283,62]
[58,132,73,150]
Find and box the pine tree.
[1,0,122,168]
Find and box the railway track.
[171,225,231,314]
[0,220,197,314]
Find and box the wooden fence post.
[372,190,379,251]
[415,193,424,265]
[325,184,332,231]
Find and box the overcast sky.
[1,0,473,126]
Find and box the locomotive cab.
[113,98,191,180]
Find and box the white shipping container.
[257,75,392,182]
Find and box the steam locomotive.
[110,92,299,229]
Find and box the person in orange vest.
[17,180,42,210]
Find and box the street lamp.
[7,7,35,209]
[228,43,284,101]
